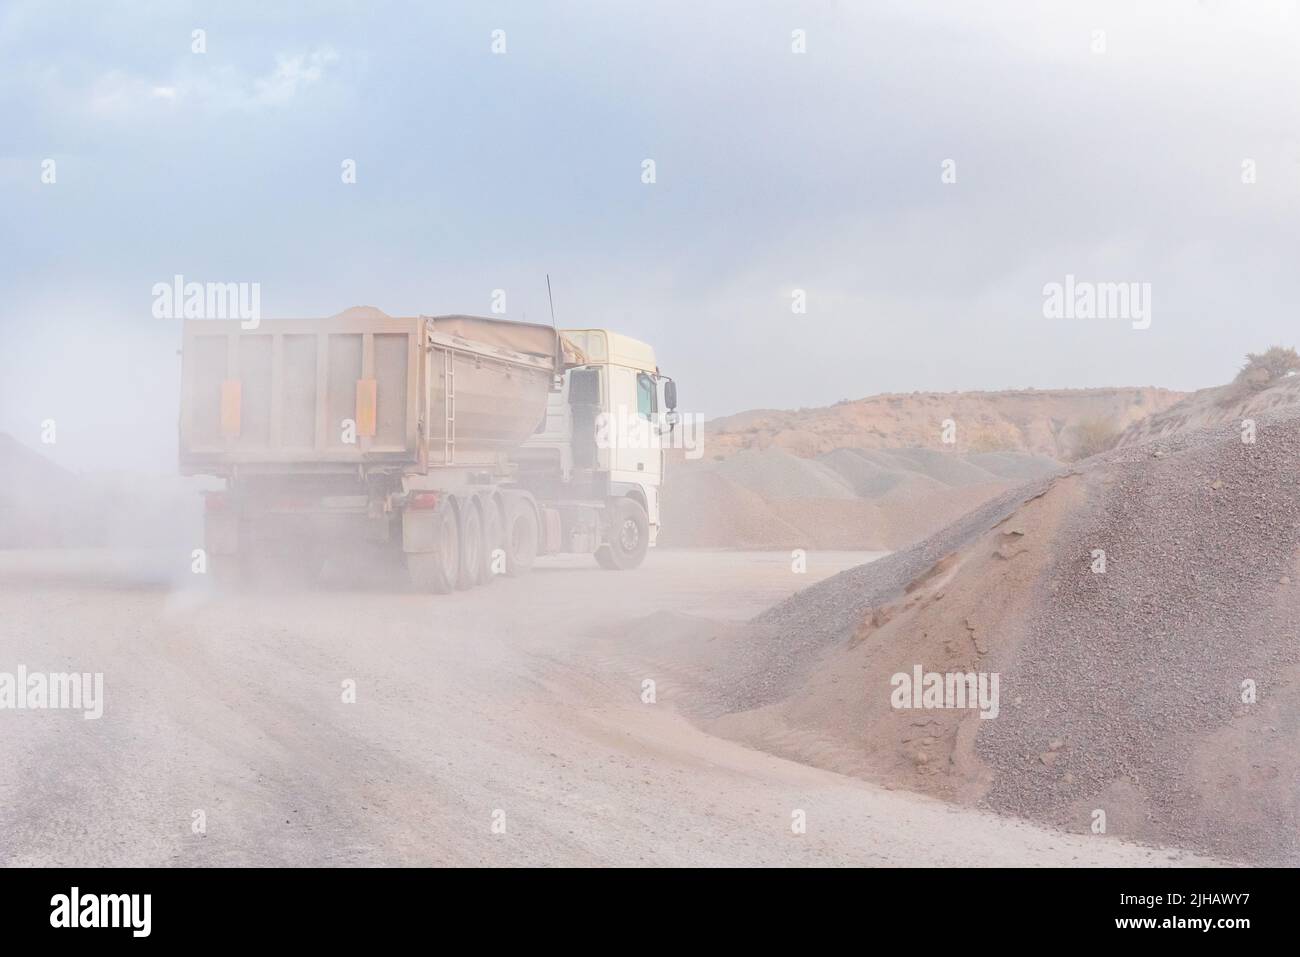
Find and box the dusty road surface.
[0,548,1212,866]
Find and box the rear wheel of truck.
[405,502,460,593]
[503,496,538,577]
[596,497,649,570]
[457,499,483,590]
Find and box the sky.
[3,0,1300,471]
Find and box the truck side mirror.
[663,379,678,411]
[568,368,600,405]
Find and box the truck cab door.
[566,366,602,470]
[607,366,661,484]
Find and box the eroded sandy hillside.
[662,387,1185,550]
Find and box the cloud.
[249,47,339,107]
[79,46,341,118]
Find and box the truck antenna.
[546,273,558,331]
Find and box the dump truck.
[179,306,678,591]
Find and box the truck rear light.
[409,492,440,510]
[204,492,228,512]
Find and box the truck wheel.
[503,497,537,577]
[597,498,649,570]
[457,499,483,590]
[406,502,460,594]
[480,497,503,584]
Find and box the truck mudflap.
[401,500,446,553]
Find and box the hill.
[662,387,1185,550]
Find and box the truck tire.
[596,497,649,570]
[479,495,503,584]
[503,495,538,577]
[406,502,460,594]
[457,498,483,590]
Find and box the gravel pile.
[868,448,1005,487]
[663,445,1058,550]
[711,448,857,500]
[715,470,1066,711]
[696,446,1056,504]
[964,450,1062,482]
[815,448,946,499]
[715,406,1300,862]
[977,408,1300,861]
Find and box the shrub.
[1069,417,1120,461]
[1234,346,1300,392]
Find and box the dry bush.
[1069,417,1120,461]
[1234,346,1300,393]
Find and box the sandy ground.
[0,548,1214,866]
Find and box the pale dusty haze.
[3,0,1298,470]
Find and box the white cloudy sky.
[3,0,1299,471]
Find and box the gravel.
[712,448,858,499]
[717,406,1300,862]
[977,408,1300,862]
[715,469,1069,711]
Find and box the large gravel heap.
[661,446,1058,550]
[978,407,1300,862]
[713,407,1300,863]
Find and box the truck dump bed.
[180,308,558,475]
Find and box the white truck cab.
[519,328,676,548]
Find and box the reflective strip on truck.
[220,380,242,437]
[355,378,378,437]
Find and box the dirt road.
[0,549,1211,866]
